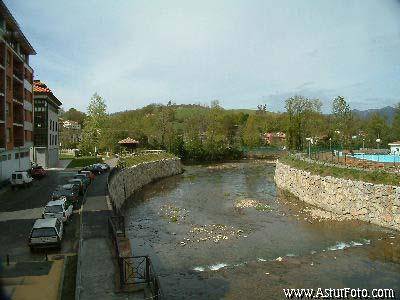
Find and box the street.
[0,169,84,262]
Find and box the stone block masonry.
[108,158,183,209]
[274,161,400,231]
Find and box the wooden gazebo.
[118,137,139,152]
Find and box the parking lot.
[0,169,85,262]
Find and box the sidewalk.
[2,258,64,300]
[76,166,143,300]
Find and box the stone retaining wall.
[274,161,400,231]
[108,158,183,209]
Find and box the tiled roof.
[33,80,52,94]
[118,137,140,144]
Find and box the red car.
[31,166,46,179]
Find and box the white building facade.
[32,80,62,168]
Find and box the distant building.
[60,119,82,149]
[263,132,286,145]
[389,141,400,155]
[0,1,36,181]
[32,80,62,168]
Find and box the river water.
[123,161,400,299]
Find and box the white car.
[29,218,64,250]
[42,198,73,222]
[10,171,33,189]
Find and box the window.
[31,228,57,238]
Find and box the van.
[29,218,64,250]
[10,171,33,189]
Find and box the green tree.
[366,113,390,147]
[243,115,260,148]
[332,96,353,148]
[60,108,86,125]
[80,93,108,154]
[392,103,400,140]
[285,95,322,151]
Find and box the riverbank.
[122,161,400,299]
[275,160,400,231]
[108,157,183,210]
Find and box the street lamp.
[306,137,313,159]
[362,138,365,150]
[376,138,381,162]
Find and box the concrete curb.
[57,257,67,300]
[74,185,88,300]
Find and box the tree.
[366,113,390,147]
[392,103,400,139]
[80,93,108,154]
[60,108,86,125]
[285,95,322,151]
[332,96,353,148]
[243,115,260,148]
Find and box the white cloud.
[5,0,400,112]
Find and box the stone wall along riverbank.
[108,158,183,209]
[274,161,400,231]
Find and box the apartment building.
[32,80,62,168]
[0,1,36,182]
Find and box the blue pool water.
[352,153,400,163]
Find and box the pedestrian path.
[77,168,143,300]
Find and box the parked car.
[31,166,46,179]
[68,178,86,195]
[42,198,73,222]
[10,171,33,189]
[28,218,64,250]
[79,170,95,182]
[81,164,103,175]
[94,163,110,172]
[73,174,90,187]
[51,184,79,208]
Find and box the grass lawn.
[120,152,176,168]
[280,155,400,186]
[67,156,103,168]
[59,153,75,160]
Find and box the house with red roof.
[32,80,62,168]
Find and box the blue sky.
[5,0,400,113]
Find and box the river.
[123,161,400,299]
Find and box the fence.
[108,215,162,299]
[297,147,400,173]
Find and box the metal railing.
[108,215,162,299]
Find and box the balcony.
[13,79,23,103]
[0,42,5,68]
[0,95,4,122]
[13,126,24,147]
[13,57,24,81]
[13,103,23,125]
[0,124,4,149]
[0,71,4,95]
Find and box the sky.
[5,0,400,113]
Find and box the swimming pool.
[352,153,400,163]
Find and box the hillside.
[352,106,396,123]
